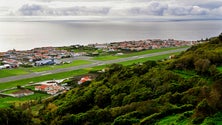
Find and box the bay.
[0,20,222,52]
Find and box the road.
[0,48,187,83]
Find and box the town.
[0,38,198,70]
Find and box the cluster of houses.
[88,39,198,52]
[0,38,200,70]
[35,81,65,95]
[0,47,74,69]
[8,76,91,97]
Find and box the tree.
[94,85,111,108]
[219,33,222,41]
[194,59,211,75]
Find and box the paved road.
[0,48,187,83]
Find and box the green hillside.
[1,34,222,125]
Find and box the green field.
[0,69,29,78]
[118,52,180,66]
[0,60,92,78]
[93,46,188,61]
[0,93,49,108]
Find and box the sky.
[0,0,222,21]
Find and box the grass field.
[93,46,188,61]
[0,69,29,78]
[118,52,180,66]
[0,60,92,78]
[0,93,49,108]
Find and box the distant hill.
[1,34,222,125]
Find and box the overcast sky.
[0,0,222,21]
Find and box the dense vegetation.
[1,34,222,125]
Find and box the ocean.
[0,20,222,52]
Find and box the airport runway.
[0,48,187,83]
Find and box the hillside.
[1,34,222,125]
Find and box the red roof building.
[78,76,92,84]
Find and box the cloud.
[14,4,110,16]
[2,0,222,20]
[18,4,43,16]
[190,6,208,15]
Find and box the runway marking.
[34,71,47,74]
[40,72,52,76]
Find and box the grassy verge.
[93,46,188,61]
[0,69,29,78]
[118,52,180,66]
[0,93,49,108]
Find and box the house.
[35,83,64,95]
[12,89,34,98]
[2,59,22,68]
[35,84,52,91]
[78,76,92,84]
